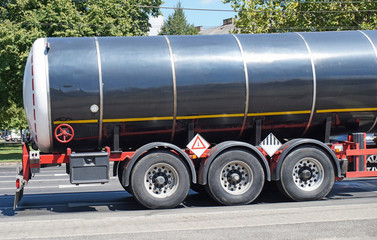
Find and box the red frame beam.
[346,171,377,178]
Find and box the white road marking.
[0,178,68,183]
[54,173,68,176]
[0,186,56,190]
[59,184,107,189]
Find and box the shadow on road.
[1,178,377,217]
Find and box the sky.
[160,0,236,28]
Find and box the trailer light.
[16,179,20,189]
[334,145,343,152]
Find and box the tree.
[159,1,198,35]
[0,0,162,130]
[223,0,377,33]
[0,101,28,133]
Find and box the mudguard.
[272,138,341,180]
[122,142,197,186]
[198,141,271,185]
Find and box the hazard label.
[187,134,210,158]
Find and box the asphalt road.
[1,163,377,240]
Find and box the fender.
[272,138,341,180]
[198,141,271,185]
[122,142,197,186]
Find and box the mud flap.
[13,165,25,210]
[13,183,24,210]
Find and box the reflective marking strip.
[177,113,244,120]
[53,108,377,124]
[316,108,377,113]
[54,119,98,124]
[247,110,311,117]
[103,116,173,123]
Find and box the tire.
[206,149,265,205]
[130,150,190,209]
[277,146,335,201]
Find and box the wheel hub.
[298,168,312,181]
[228,171,241,184]
[154,175,167,186]
[292,157,324,191]
[144,163,178,198]
[220,161,253,195]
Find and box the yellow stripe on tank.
[52,108,377,125]
[316,107,377,113]
[247,110,311,117]
[103,116,174,123]
[53,119,98,124]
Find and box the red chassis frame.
[20,144,210,183]
[20,138,377,183]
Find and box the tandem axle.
[14,133,377,210]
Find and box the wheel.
[277,146,335,201]
[206,149,265,205]
[130,150,190,209]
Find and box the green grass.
[0,141,22,162]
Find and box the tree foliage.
[224,0,377,33]
[0,0,162,130]
[159,1,198,35]
[0,100,28,131]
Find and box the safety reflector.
[16,179,20,189]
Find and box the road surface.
[1,163,377,239]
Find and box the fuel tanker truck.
[14,30,377,209]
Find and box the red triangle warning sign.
[187,134,210,158]
[191,136,206,150]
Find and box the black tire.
[206,149,265,205]
[277,146,335,201]
[130,150,190,209]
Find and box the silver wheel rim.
[367,155,377,164]
[292,157,324,191]
[220,161,253,195]
[144,163,179,198]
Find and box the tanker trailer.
[15,30,377,209]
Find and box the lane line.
[59,184,108,189]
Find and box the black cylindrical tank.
[23,31,377,153]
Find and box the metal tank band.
[94,37,104,149]
[231,34,250,137]
[295,32,317,136]
[163,35,178,142]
